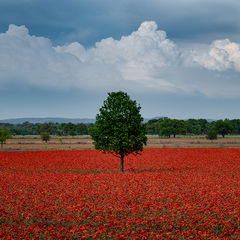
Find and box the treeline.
[147,118,240,137]
[1,118,240,137]
[0,122,93,136]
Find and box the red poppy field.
[0,148,240,239]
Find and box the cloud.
[55,21,180,91]
[0,24,79,89]
[185,39,240,72]
[0,22,240,97]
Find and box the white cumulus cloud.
[0,22,240,97]
[185,39,240,72]
[55,21,179,91]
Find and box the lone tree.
[206,128,218,140]
[214,119,232,138]
[0,128,11,148]
[90,91,147,172]
[40,131,50,143]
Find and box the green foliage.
[185,118,206,135]
[147,118,234,137]
[2,116,240,137]
[40,122,57,135]
[90,91,147,172]
[198,119,208,134]
[147,119,161,134]
[206,128,218,140]
[58,137,63,143]
[230,119,240,134]
[159,118,173,137]
[0,121,91,136]
[214,119,232,138]
[40,132,50,143]
[76,123,88,135]
[0,128,11,147]
[62,122,76,136]
[159,118,186,138]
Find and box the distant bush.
[206,129,217,140]
[40,132,50,143]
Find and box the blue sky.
[0,0,240,120]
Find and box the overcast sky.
[1,0,240,120]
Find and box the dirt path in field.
[146,138,240,148]
[1,137,240,151]
[0,138,93,151]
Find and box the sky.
[0,0,240,120]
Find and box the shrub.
[40,132,50,143]
[206,129,217,140]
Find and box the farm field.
[2,136,240,151]
[0,148,240,239]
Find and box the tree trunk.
[120,154,124,173]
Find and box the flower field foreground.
[0,149,240,239]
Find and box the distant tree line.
[0,122,93,136]
[146,118,240,138]
[0,118,240,138]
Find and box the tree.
[61,122,77,136]
[159,119,186,138]
[90,91,147,172]
[185,119,202,135]
[147,119,161,135]
[0,128,11,148]
[214,119,232,138]
[76,123,88,135]
[197,119,208,135]
[40,122,57,135]
[230,119,240,134]
[206,128,218,140]
[159,118,173,138]
[40,131,50,143]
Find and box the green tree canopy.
[214,119,232,138]
[40,131,50,143]
[40,122,57,135]
[90,91,147,172]
[0,128,11,148]
[159,118,186,138]
[206,128,218,140]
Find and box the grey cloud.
[125,0,240,43]
[0,22,240,98]
[0,0,129,46]
[1,0,240,47]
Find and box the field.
[0,148,240,239]
[2,136,240,151]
